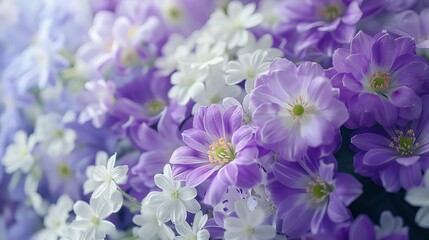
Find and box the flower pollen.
[321,3,342,21]
[306,176,333,203]
[208,138,235,165]
[389,129,419,156]
[369,71,390,92]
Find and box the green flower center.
[369,71,390,92]
[244,226,254,235]
[90,217,100,225]
[171,191,179,199]
[292,104,305,116]
[307,177,333,203]
[390,129,419,156]
[321,3,343,21]
[168,7,181,20]
[147,100,165,116]
[58,164,72,178]
[208,138,235,165]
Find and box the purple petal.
[170,146,208,165]
[351,133,391,150]
[186,164,219,187]
[380,166,401,192]
[399,164,423,189]
[363,149,397,166]
[342,2,363,25]
[273,162,311,189]
[218,163,238,185]
[203,105,225,139]
[349,216,376,240]
[319,161,335,183]
[235,163,262,188]
[396,156,420,167]
[371,33,396,70]
[331,24,356,44]
[231,126,254,152]
[223,105,243,135]
[351,31,374,57]
[334,173,363,205]
[277,194,314,238]
[333,48,351,72]
[389,86,421,108]
[327,194,351,223]
[311,203,328,233]
[182,129,212,153]
[345,54,369,81]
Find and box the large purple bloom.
[170,104,261,206]
[276,0,363,56]
[250,58,349,161]
[267,152,362,238]
[351,95,429,192]
[330,31,429,128]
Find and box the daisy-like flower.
[2,130,37,174]
[237,34,283,61]
[406,169,429,228]
[146,164,200,224]
[352,96,429,192]
[250,58,349,160]
[70,197,116,239]
[33,113,76,157]
[224,199,276,240]
[168,64,208,105]
[83,152,128,199]
[32,195,74,240]
[133,198,175,240]
[225,49,272,93]
[174,211,210,240]
[208,1,263,49]
[170,104,262,206]
[77,79,116,128]
[331,31,429,128]
[179,41,227,70]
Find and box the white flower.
[208,1,263,49]
[258,0,282,30]
[224,199,276,240]
[133,199,175,240]
[237,34,283,61]
[33,113,76,157]
[405,170,429,227]
[222,95,253,124]
[83,152,128,199]
[25,173,48,216]
[70,197,115,239]
[178,41,227,70]
[168,65,208,105]
[146,164,200,224]
[155,34,189,76]
[2,130,36,173]
[174,211,210,240]
[224,49,271,92]
[32,195,74,240]
[375,211,407,239]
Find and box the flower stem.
[117,187,141,212]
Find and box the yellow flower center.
[389,129,419,156]
[208,138,235,165]
[369,71,390,92]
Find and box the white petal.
[178,187,197,201]
[406,188,429,206]
[73,201,93,219]
[253,225,276,239]
[416,207,429,228]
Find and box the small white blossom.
[70,197,115,240]
[208,1,263,49]
[155,34,189,76]
[237,34,283,61]
[375,211,407,239]
[224,199,276,240]
[32,195,74,240]
[405,170,429,227]
[83,152,128,199]
[2,130,36,174]
[133,199,175,240]
[33,113,76,157]
[146,164,200,224]
[179,41,227,70]
[168,65,208,105]
[25,173,48,216]
[174,211,210,240]
[224,49,271,92]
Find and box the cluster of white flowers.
[157,1,282,113]
[132,164,209,240]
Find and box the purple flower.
[170,104,262,206]
[250,58,349,161]
[276,0,363,56]
[386,8,429,48]
[303,211,408,240]
[351,95,429,192]
[330,31,429,128]
[267,153,362,238]
[131,108,185,189]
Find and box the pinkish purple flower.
[170,104,262,206]
[330,31,429,128]
[250,58,349,161]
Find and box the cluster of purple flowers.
[1,0,429,239]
